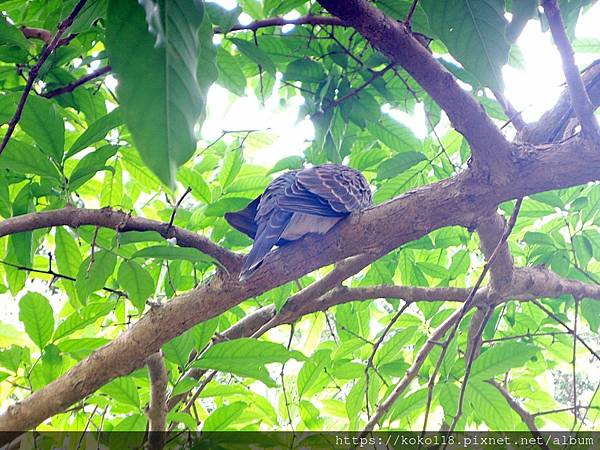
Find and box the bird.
[224,164,372,281]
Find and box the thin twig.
[489,380,549,450]
[531,299,600,361]
[42,65,111,99]
[214,15,347,34]
[0,259,126,297]
[320,64,393,115]
[167,186,192,231]
[405,0,420,25]
[364,303,409,418]
[0,0,89,155]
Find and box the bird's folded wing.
[276,180,347,217]
[296,165,371,213]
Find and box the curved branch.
[316,0,514,175]
[0,207,241,273]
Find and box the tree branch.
[489,380,549,450]
[214,15,347,34]
[42,66,111,99]
[0,0,89,156]
[316,0,514,175]
[475,211,515,291]
[542,0,600,139]
[146,352,168,450]
[3,134,600,434]
[20,27,52,44]
[519,61,600,144]
[0,206,241,273]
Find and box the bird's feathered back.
[224,164,372,280]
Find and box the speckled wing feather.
[225,164,372,281]
[293,164,372,213]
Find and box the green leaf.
[216,47,247,96]
[118,260,155,312]
[230,38,276,75]
[284,59,326,84]
[69,145,118,191]
[572,38,600,54]
[193,338,305,387]
[55,228,82,277]
[132,245,212,264]
[0,345,25,373]
[375,327,417,366]
[75,250,117,303]
[298,350,330,398]
[20,96,65,161]
[178,166,212,203]
[421,0,509,91]
[0,140,62,180]
[218,149,244,188]
[523,231,555,247]
[205,197,252,216]
[54,301,115,340]
[206,3,241,33]
[101,376,140,408]
[19,292,54,350]
[106,0,212,188]
[268,156,304,174]
[582,299,600,333]
[367,116,420,152]
[202,401,247,431]
[468,380,515,430]
[377,151,427,179]
[163,329,195,368]
[67,108,123,158]
[471,342,537,380]
[0,16,29,49]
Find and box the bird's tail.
[239,210,291,281]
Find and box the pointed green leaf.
[106,0,213,187]
[193,338,305,387]
[19,293,54,350]
[20,96,65,161]
[118,260,155,312]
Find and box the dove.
[225,164,372,281]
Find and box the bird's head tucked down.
[224,164,372,281]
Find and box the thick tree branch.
[542,0,600,139]
[0,0,88,155]
[42,66,111,99]
[476,212,515,291]
[316,0,514,174]
[0,206,241,273]
[146,352,168,449]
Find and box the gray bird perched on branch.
[225,164,372,281]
